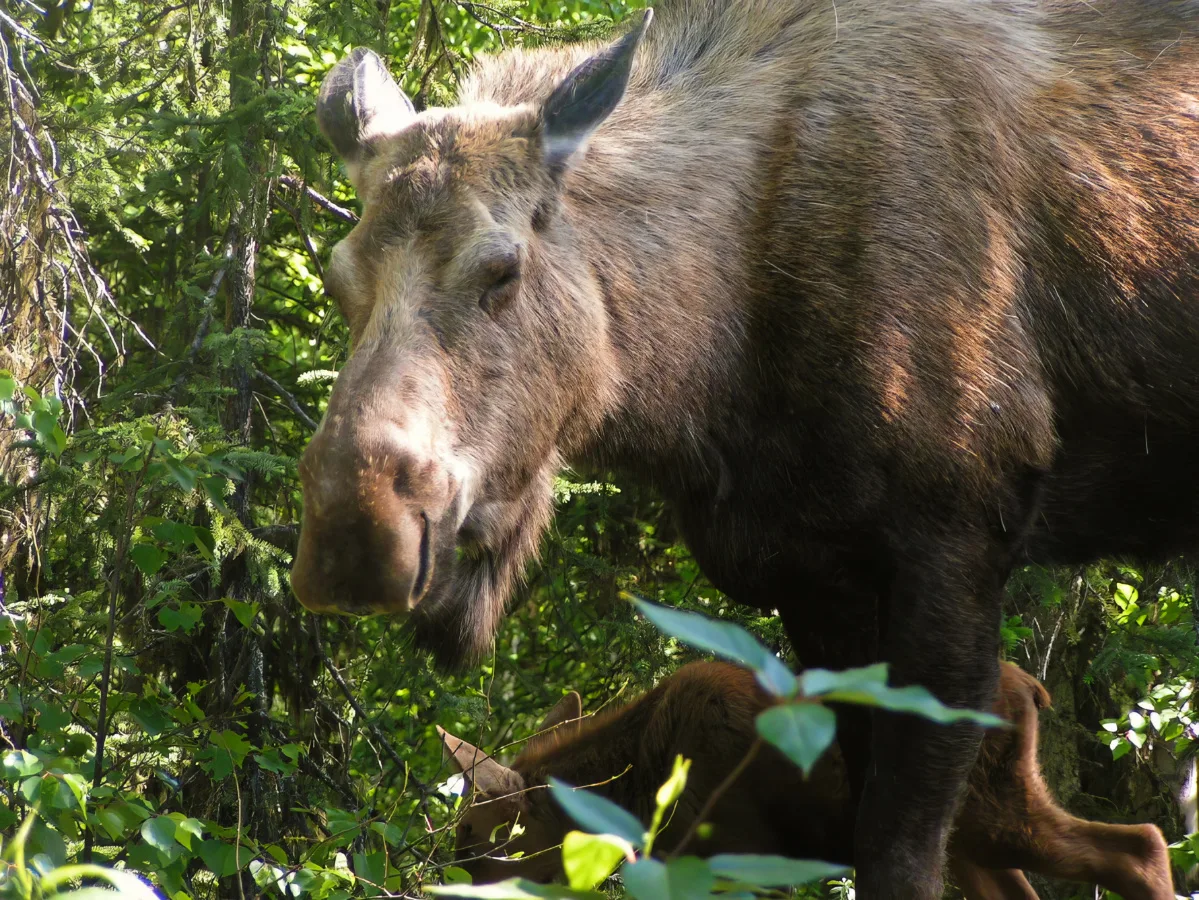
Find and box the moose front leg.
[852,527,1012,900]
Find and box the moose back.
[293,0,1199,895]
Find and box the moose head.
[290,13,653,667]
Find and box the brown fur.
[297,3,1198,896]
[443,662,1174,900]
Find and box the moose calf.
[439,661,1172,899]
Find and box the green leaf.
[4,749,44,778]
[196,839,246,878]
[755,703,837,777]
[444,867,473,885]
[130,543,168,577]
[549,778,644,848]
[130,699,173,736]
[353,850,387,898]
[629,598,798,698]
[175,817,205,850]
[222,596,258,629]
[193,526,216,560]
[803,665,1007,728]
[142,816,181,853]
[707,854,849,887]
[1112,739,1133,761]
[623,857,714,900]
[562,831,631,890]
[20,774,43,803]
[158,602,203,633]
[425,878,604,899]
[0,372,15,401]
[161,455,198,492]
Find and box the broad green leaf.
[130,543,168,577]
[803,665,1007,727]
[196,839,245,878]
[20,774,43,803]
[549,778,644,848]
[426,878,604,899]
[222,596,258,629]
[142,816,181,853]
[130,699,173,736]
[1112,739,1133,761]
[353,850,387,898]
[443,867,473,885]
[707,854,849,887]
[755,703,837,776]
[4,749,43,777]
[622,857,714,900]
[562,831,631,890]
[175,817,204,850]
[158,602,203,633]
[629,598,798,698]
[193,526,216,560]
[0,372,15,401]
[161,455,198,492]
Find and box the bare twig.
[313,619,432,795]
[253,368,319,431]
[667,737,762,859]
[277,175,358,224]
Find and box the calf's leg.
[948,860,1039,900]
[1018,814,1174,900]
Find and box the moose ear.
[317,48,415,180]
[540,8,653,172]
[536,691,583,735]
[437,726,524,798]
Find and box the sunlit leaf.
[549,778,644,847]
[628,598,798,698]
[562,831,630,890]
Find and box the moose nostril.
[411,511,432,602]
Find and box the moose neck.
[559,117,765,481]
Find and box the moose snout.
[291,428,449,617]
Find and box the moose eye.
[479,255,522,316]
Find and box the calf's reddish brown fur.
[441,661,1173,900]
[298,1,1199,894]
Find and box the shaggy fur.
[442,662,1174,900]
[295,2,1198,896]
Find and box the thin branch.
[277,175,358,224]
[313,619,431,795]
[253,368,318,431]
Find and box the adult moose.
[292,0,1199,895]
